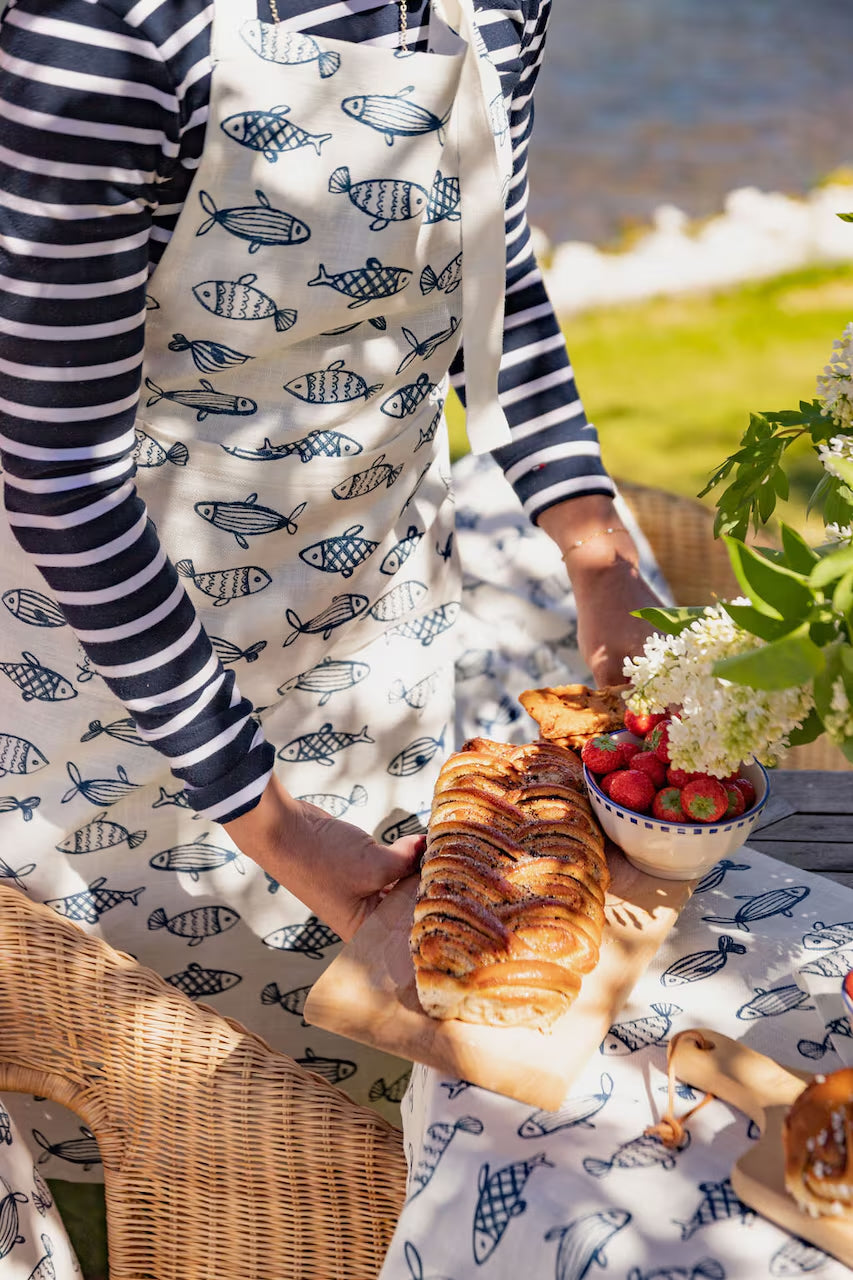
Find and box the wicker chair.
[0,884,407,1280]
[618,479,850,772]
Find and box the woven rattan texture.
[618,479,739,607]
[0,885,407,1280]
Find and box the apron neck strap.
[447,0,513,453]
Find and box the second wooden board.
[304,844,695,1110]
[669,1028,853,1269]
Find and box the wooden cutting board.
[304,845,694,1109]
[669,1028,853,1267]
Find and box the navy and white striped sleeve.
[453,0,616,523]
[0,0,274,823]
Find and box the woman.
[0,0,660,1158]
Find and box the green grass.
[50,1181,108,1278]
[447,261,853,532]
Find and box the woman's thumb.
[383,831,426,878]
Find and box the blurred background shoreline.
[448,0,853,533]
[529,0,853,249]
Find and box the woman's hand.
[567,552,665,687]
[537,493,666,687]
[223,772,423,941]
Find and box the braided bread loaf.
[410,737,610,1031]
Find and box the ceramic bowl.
[583,730,770,881]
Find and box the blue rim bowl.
[583,730,770,881]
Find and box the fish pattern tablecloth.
[0,1106,80,1279]
[379,846,853,1280]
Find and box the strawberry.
[724,782,746,818]
[630,751,667,788]
[624,708,667,738]
[652,786,686,822]
[581,734,631,774]
[666,766,705,788]
[608,769,656,814]
[731,776,757,810]
[681,777,728,823]
[598,771,621,797]
[622,741,642,764]
[644,718,675,764]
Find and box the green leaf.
[757,476,777,524]
[830,457,853,489]
[813,640,844,721]
[784,707,824,746]
[838,212,853,222]
[810,617,844,649]
[839,644,853,706]
[763,409,809,426]
[833,567,853,625]
[631,606,706,635]
[714,508,748,540]
[723,537,815,620]
[772,466,790,501]
[808,471,834,518]
[711,626,825,690]
[698,461,735,498]
[780,523,819,574]
[823,477,853,528]
[721,601,798,642]
[809,544,853,589]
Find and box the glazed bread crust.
[411,737,609,1030]
[519,683,626,747]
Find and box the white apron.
[0,0,515,1212]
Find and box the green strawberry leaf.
[711,625,825,690]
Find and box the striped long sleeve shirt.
[0,0,615,823]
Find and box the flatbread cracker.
[518,683,626,747]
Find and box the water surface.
[530,0,853,243]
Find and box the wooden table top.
[750,769,853,888]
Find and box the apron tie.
[448,0,513,454]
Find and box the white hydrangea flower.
[817,434,853,482]
[817,322,853,433]
[823,676,853,743]
[623,602,814,776]
[824,522,853,542]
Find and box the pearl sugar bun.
[784,1068,853,1218]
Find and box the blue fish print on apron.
[0,0,515,1180]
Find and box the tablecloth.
[0,1107,80,1278]
[380,845,853,1280]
